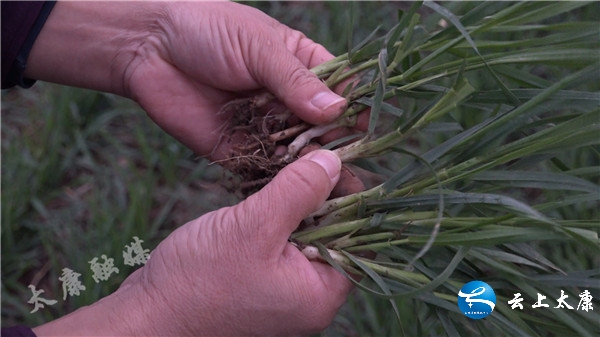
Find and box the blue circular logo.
[457,280,496,319]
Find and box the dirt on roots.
[215,96,296,194]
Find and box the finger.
[318,108,370,144]
[233,150,341,244]
[248,31,347,125]
[283,29,336,70]
[297,142,322,157]
[298,146,366,199]
[330,165,366,199]
[277,243,353,334]
[311,260,354,302]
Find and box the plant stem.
[292,218,370,242]
[310,54,349,78]
[300,245,350,267]
[334,129,405,162]
[353,256,430,286]
[299,210,439,241]
[286,115,357,158]
[345,239,410,253]
[329,231,400,250]
[268,123,310,142]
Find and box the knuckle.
[286,66,316,91]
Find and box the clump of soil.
[216,95,296,194]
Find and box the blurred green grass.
[1,84,238,326]
[2,1,598,335]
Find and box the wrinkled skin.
[25,2,362,336]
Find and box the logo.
[457,280,496,319]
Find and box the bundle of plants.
[217,2,599,335]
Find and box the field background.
[2,2,597,336]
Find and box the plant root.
[215,94,298,194]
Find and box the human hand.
[126,150,351,336]
[26,1,348,159]
[33,150,352,336]
[26,4,360,334]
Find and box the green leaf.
[424,0,521,105]
[494,1,591,26]
[504,243,565,274]
[472,247,553,272]
[472,170,600,194]
[313,242,387,298]
[405,227,569,247]
[369,212,387,229]
[388,13,422,72]
[470,89,600,105]
[367,48,389,135]
[369,192,552,222]
[435,309,461,337]
[385,246,468,298]
[355,97,404,117]
[531,270,600,289]
[350,38,383,64]
[349,24,382,60]
[341,252,403,333]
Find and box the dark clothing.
[0,326,37,337]
[1,2,54,334]
[1,1,55,89]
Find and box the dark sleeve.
[1,1,56,89]
[0,326,38,337]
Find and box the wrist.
[31,278,144,336]
[24,1,169,97]
[31,267,196,336]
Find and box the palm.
[129,59,240,157]
[125,2,339,159]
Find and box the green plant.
[222,2,599,335]
[2,2,598,335]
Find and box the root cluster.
[216,95,296,193]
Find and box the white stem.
[285,115,357,160]
[301,245,348,266]
[301,246,320,260]
[287,123,341,158]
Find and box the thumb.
[233,150,341,245]
[250,39,347,125]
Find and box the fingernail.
[310,91,346,111]
[304,150,341,182]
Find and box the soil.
[216,95,296,194]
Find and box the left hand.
[26,1,348,158]
[33,150,353,336]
